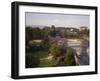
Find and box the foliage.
[26,54,40,68]
[42,27,51,37]
[65,47,76,66]
[80,39,89,47]
[56,47,76,66]
[49,43,61,58]
[25,27,44,47]
[50,25,56,37]
[25,25,89,67]
[39,58,56,67]
[41,37,51,50]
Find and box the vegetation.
[49,43,62,59]
[26,54,40,68]
[25,25,89,68]
[39,58,56,67]
[55,47,76,66]
[64,47,76,66]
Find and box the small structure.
[66,27,79,34]
[79,26,88,31]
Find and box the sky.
[25,12,89,28]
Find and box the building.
[66,27,79,34]
[79,26,88,31]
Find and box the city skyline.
[25,12,89,28]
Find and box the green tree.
[49,43,61,59]
[26,27,33,45]
[65,47,76,66]
[42,27,51,37]
[31,27,42,39]
[57,47,76,66]
[41,37,50,51]
[78,29,89,38]
[25,27,42,45]
[50,25,56,37]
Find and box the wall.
[0,0,99,81]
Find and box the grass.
[26,50,57,67]
[26,50,49,58]
[39,58,56,67]
[26,50,54,67]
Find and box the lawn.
[26,50,57,67]
[39,58,55,67]
[26,50,49,58]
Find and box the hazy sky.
[25,12,89,28]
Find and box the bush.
[57,47,76,66]
[49,43,61,59]
[65,47,76,66]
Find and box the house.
[66,27,79,34]
[79,26,88,31]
